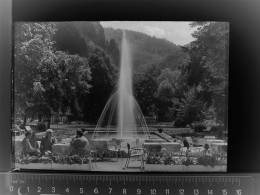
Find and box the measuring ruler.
[0,173,256,195]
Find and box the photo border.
[1,0,260,173]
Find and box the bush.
[37,122,47,131]
[210,125,224,133]
[158,128,163,133]
[174,120,187,128]
[193,123,206,132]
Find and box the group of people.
[22,129,58,156]
[21,128,90,157]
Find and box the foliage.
[37,122,48,131]
[145,150,226,166]
[182,157,194,166]
[189,22,229,125]
[107,39,120,67]
[14,22,57,121]
[83,47,117,122]
[15,154,90,165]
[192,123,207,132]
[14,22,92,123]
[210,125,224,133]
[197,155,222,167]
[175,87,207,127]
[104,28,183,72]
[53,22,106,57]
[134,65,160,117]
[155,69,181,122]
[14,21,229,126]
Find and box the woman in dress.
[40,129,57,155]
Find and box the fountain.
[92,31,150,140]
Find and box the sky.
[100,21,196,46]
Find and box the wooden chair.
[89,141,98,168]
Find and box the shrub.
[37,122,47,131]
[197,155,222,167]
[158,128,163,133]
[193,123,206,132]
[210,125,224,133]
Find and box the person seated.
[202,143,211,156]
[40,129,57,155]
[183,138,190,149]
[22,131,40,156]
[29,131,39,149]
[70,129,89,156]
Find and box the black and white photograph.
[13,21,229,172]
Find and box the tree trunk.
[23,114,27,127]
[47,114,51,129]
[38,114,42,122]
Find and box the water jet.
[92,31,150,141]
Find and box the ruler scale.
[0,173,255,195]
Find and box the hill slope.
[103,27,189,72]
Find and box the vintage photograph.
[13,21,228,172]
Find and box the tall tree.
[84,47,116,123]
[155,68,181,122]
[14,22,57,124]
[107,39,120,67]
[134,65,161,118]
[189,22,229,125]
[175,87,207,127]
[14,22,92,124]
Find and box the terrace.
[13,124,227,172]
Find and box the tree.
[40,51,91,121]
[175,87,207,127]
[53,22,106,58]
[84,47,116,123]
[53,22,89,57]
[134,65,161,118]
[14,22,57,124]
[189,22,229,125]
[107,39,120,67]
[14,22,92,125]
[155,68,181,122]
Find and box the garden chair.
[124,143,145,170]
[136,138,140,149]
[89,140,98,168]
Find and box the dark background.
[1,0,260,173]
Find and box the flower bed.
[14,154,91,170]
[144,150,227,172]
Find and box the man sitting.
[22,131,40,156]
[40,129,57,155]
[70,129,89,156]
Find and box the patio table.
[52,143,71,156]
